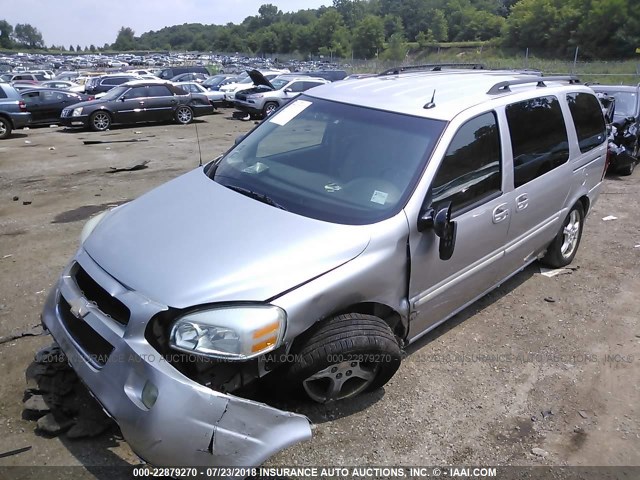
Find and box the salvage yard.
[0,113,638,473]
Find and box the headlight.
[169,305,286,360]
[72,107,83,117]
[79,210,109,244]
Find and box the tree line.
[114,0,640,60]
[2,0,639,59]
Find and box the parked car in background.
[60,80,214,131]
[202,74,238,91]
[170,72,209,83]
[157,66,209,80]
[173,81,225,107]
[591,84,639,175]
[84,74,142,95]
[21,88,92,125]
[219,69,289,106]
[298,69,348,82]
[234,72,329,117]
[0,83,31,138]
[10,73,47,84]
[40,80,85,93]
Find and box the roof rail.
[486,75,580,95]
[379,63,486,76]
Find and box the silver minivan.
[41,71,607,468]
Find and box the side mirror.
[418,202,457,261]
[119,96,127,101]
[284,88,292,93]
[626,116,636,123]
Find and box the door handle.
[492,203,510,224]
[138,101,145,105]
[516,194,529,212]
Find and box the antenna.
[194,117,203,167]
[424,90,436,109]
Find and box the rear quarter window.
[566,92,607,153]
[506,96,569,188]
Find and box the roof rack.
[486,76,580,95]
[379,63,486,76]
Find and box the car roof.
[122,79,172,87]
[305,71,590,121]
[590,85,640,93]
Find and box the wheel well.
[325,302,406,339]
[0,114,13,128]
[578,195,590,215]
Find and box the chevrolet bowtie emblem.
[68,297,91,319]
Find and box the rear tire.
[175,106,193,124]
[286,313,402,403]
[541,203,584,268]
[0,117,13,139]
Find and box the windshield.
[207,96,445,225]
[611,91,638,120]
[270,79,289,90]
[101,86,128,100]
[240,76,254,84]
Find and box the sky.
[2,0,333,49]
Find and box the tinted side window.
[431,111,502,212]
[303,81,324,91]
[148,85,172,97]
[288,82,306,93]
[506,96,569,188]
[0,88,7,99]
[566,93,607,153]
[126,87,148,99]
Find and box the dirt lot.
[0,112,638,475]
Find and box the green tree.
[381,31,407,61]
[113,26,136,51]
[69,44,74,52]
[430,9,448,42]
[333,0,367,29]
[13,23,44,49]
[76,44,82,53]
[314,9,346,52]
[89,44,96,52]
[352,15,384,58]
[0,20,13,48]
[258,4,282,27]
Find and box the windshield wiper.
[225,185,288,211]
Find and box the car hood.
[247,69,274,89]
[84,168,370,309]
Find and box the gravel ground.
[0,113,638,477]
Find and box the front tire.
[263,102,278,117]
[175,106,193,125]
[89,111,111,132]
[0,117,12,139]
[541,203,584,268]
[286,313,402,403]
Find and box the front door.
[114,86,150,124]
[407,111,511,341]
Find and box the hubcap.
[177,108,192,123]
[0,121,6,136]
[265,104,276,116]
[303,360,379,403]
[93,113,109,130]
[560,210,580,258]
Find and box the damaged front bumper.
[40,250,312,468]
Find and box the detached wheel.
[287,313,402,403]
[175,106,193,124]
[541,203,584,268]
[90,111,111,132]
[619,161,635,176]
[0,117,11,139]
[263,102,278,117]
